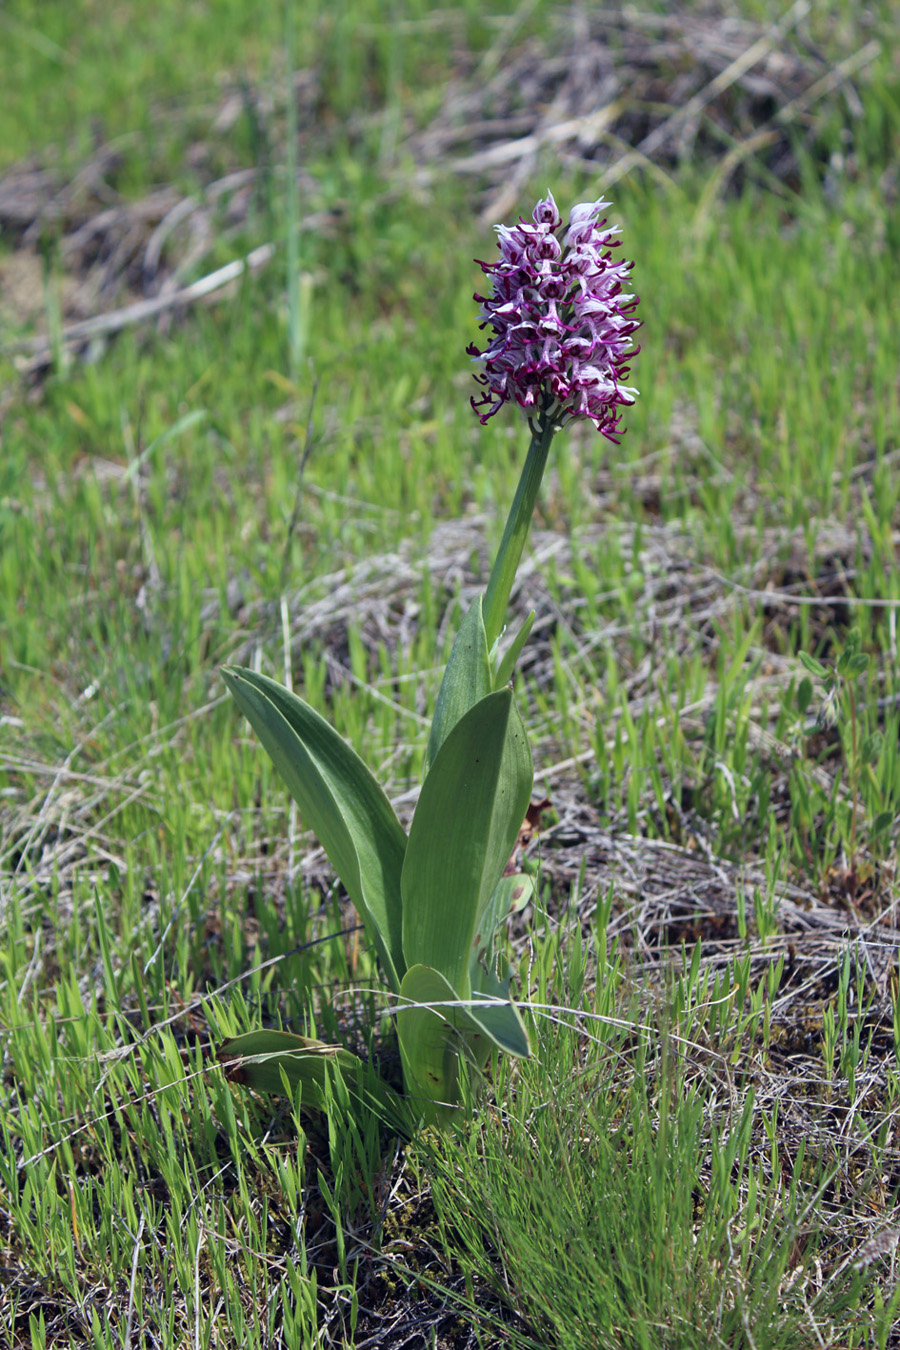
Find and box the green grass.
[0,0,538,173]
[3,1,900,1346]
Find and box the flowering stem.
[482,408,557,651]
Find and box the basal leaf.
[396,963,529,1129]
[396,964,479,1125]
[467,960,531,1060]
[217,1030,410,1127]
[401,689,533,993]
[223,667,406,991]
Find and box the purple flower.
[467,192,640,441]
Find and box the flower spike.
[468,193,641,441]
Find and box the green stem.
[482,409,557,650]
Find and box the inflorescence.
[468,192,641,441]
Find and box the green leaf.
[402,689,533,993]
[223,666,407,992]
[799,652,828,679]
[796,676,813,716]
[217,1030,410,1128]
[470,873,533,979]
[397,964,472,1125]
[862,731,884,766]
[468,959,531,1060]
[493,609,536,690]
[425,597,492,775]
[396,962,530,1127]
[468,874,533,1065]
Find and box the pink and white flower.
[468,192,640,441]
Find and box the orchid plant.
[218,192,640,1127]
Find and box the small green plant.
[218,192,640,1127]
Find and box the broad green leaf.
[468,871,533,1054]
[402,689,533,993]
[217,1030,410,1127]
[396,962,529,1128]
[223,667,406,991]
[425,596,492,775]
[396,965,480,1125]
[468,959,531,1060]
